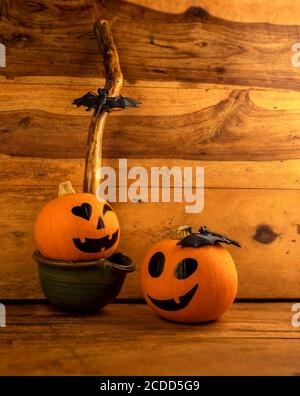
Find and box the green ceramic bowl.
[33,250,135,312]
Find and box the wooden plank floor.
[0,302,299,376]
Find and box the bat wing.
[72,92,99,111]
[198,226,240,247]
[107,96,141,109]
[177,234,209,248]
[177,227,241,248]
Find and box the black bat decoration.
[73,88,141,113]
[177,226,241,248]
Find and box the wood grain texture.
[129,0,300,24]
[1,86,300,160]
[0,0,300,300]
[0,303,299,375]
[1,155,300,189]
[1,0,300,90]
[0,187,299,299]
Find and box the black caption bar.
[0,376,298,394]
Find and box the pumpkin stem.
[177,225,193,239]
[58,181,76,197]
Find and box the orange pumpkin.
[140,226,240,323]
[35,182,120,261]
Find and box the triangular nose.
[97,216,105,229]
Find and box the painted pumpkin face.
[140,227,239,323]
[35,193,120,261]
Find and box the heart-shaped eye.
[103,203,113,215]
[71,203,92,221]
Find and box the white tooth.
[174,297,180,304]
[80,238,86,243]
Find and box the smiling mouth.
[72,230,119,253]
[148,284,199,311]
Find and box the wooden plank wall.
[0,0,299,299]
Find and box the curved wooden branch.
[83,20,123,194]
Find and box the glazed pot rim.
[33,250,135,273]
